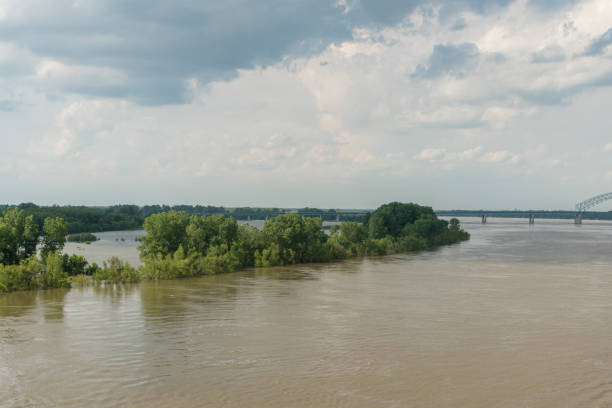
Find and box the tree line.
[0,202,470,293]
[1,203,368,235]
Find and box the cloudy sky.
[1,0,612,210]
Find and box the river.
[2,218,612,407]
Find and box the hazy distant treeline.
[0,203,368,234]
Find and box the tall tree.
[0,208,39,265]
[41,217,68,256]
[140,211,190,257]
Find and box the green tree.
[413,215,446,240]
[216,217,238,249]
[0,208,40,265]
[184,215,238,255]
[41,217,68,256]
[61,254,88,276]
[231,224,264,267]
[38,253,70,289]
[365,202,436,238]
[340,221,367,244]
[260,214,328,265]
[93,257,140,283]
[449,218,461,232]
[139,211,190,257]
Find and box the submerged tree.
[364,202,436,239]
[0,208,39,265]
[139,210,190,257]
[41,217,68,257]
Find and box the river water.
[2,218,612,407]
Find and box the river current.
[2,218,612,407]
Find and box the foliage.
[413,215,447,240]
[363,202,436,239]
[41,217,68,256]
[0,202,470,291]
[38,253,71,289]
[141,246,196,280]
[87,262,101,276]
[231,224,265,267]
[139,211,190,257]
[0,208,39,265]
[0,262,39,293]
[134,203,469,282]
[0,254,70,293]
[257,214,329,266]
[8,203,366,235]
[67,232,99,243]
[93,257,140,283]
[61,254,89,276]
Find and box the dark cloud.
[451,19,467,31]
[583,28,612,56]
[413,43,480,79]
[0,1,358,104]
[350,0,422,25]
[0,0,575,104]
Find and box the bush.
[396,236,427,252]
[0,262,39,293]
[38,253,70,289]
[62,254,89,276]
[67,233,99,243]
[324,235,349,260]
[0,254,70,293]
[70,274,91,286]
[93,257,140,283]
[86,262,101,276]
[141,246,196,280]
[255,243,283,267]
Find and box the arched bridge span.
[575,192,612,213]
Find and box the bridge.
[574,192,612,224]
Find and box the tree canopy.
[0,208,39,265]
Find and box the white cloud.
[415,148,446,161]
[453,147,483,161]
[480,151,510,163]
[415,146,521,167]
[2,0,612,208]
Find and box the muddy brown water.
[3,218,612,407]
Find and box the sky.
[1,0,612,210]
